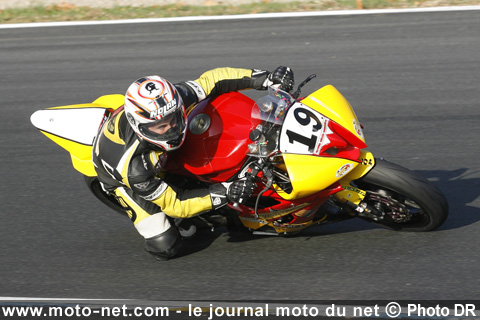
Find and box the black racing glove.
[266,66,295,92]
[209,180,256,210]
[227,179,256,203]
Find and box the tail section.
[30,94,124,176]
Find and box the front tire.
[354,158,449,231]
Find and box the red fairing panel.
[166,92,259,182]
[316,120,367,162]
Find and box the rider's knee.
[144,226,182,261]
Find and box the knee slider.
[145,226,182,260]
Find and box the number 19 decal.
[283,106,325,153]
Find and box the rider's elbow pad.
[250,69,270,90]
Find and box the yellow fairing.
[92,94,124,110]
[301,85,365,142]
[274,85,369,200]
[274,154,359,200]
[32,94,124,177]
[334,150,375,205]
[48,94,124,111]
[42,132,98,176]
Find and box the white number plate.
[279,103,332,155]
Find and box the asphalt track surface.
[1,9,480,306]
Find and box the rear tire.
[354,158,448,231]
[84,176,127,216]
[83,176,232,231]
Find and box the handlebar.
[292,74,317,99]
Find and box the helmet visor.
[138,106,186,143]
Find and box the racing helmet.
[124,76,187,151]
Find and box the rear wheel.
[83,176,233,230]
[353,158,448,231]
[84,176,127,216]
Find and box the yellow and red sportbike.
[31,74,448,235]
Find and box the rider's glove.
[209,179,256,210]
[264,66,295,92]
[227,179,256,203]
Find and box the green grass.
[1,0,479,24]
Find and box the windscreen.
[248,87,296,157]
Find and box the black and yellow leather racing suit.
[92,68,269,260]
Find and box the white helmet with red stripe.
[124,75,187,151]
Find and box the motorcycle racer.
[92,66,295,260]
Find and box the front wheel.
[353,158,449,231]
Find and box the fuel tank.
[166,92,259,182]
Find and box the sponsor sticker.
[353,119,364,138]
[336,163,354,178]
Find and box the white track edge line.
[1,5,480,29]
